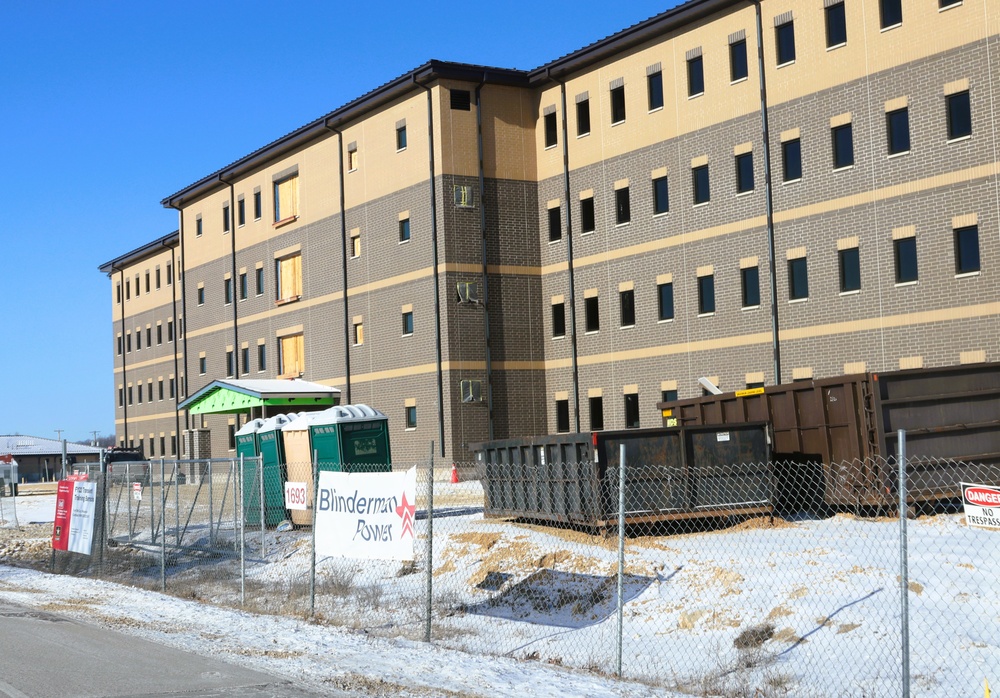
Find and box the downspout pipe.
[162,238,181,457]
[323,122,352,405]
[474,76,495,441]
[551,71,582,433]
[415,75,446,458]
[219,175,240,381]
[168,202,192,437]
[751,0,782,385]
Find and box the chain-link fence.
[39,447,1000,696]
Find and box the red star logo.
[396,491,415,539]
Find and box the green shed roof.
[178,379,341,415]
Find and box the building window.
[955,225,980,274]
[239,272,247,300]
[228,424,236,451]
[585,296,600,333]
[839,247,861,292]
[258,344,266,372]
[576,98,591,136]
[624,394,640,429]
[117,335,123,356]
[947,91,971,140]
[128,386,133,405]
[894,238,918,283]
[551,302,565,338]
[619,289,635,327]
[196,217,203,237]
[580,196,596,233]
[155,268,161,289]
[698,274,716,314]
[880,0,901,28]
[279,334,305,377]
[253,190,262,220]
[351,234,361,258]
[402,311,414,336]
[226,351,235,377]
[116,283,122,304]
[782,138,802,181]
[169,377,176,399]
[223,203,230,233]
[348,149,359,171]
[886,107,911,155]
[589,396,604,431]
[353,320,364,346]
[615,187,631,225]
[276,254,302,302]
[610,84,626,124]
[167,319,174,342]
[166,262,173,285]
[405,405,417,429]
[825,1,847,47]
[156,324,162,345]
[544,111,558,148]
[145,271,151,293]
[255,267,264,296]
[647,71,664,111]
[776,20,796,65]
[653,176,669,214]
[399,217,411,243]
[126,332,132,353]
[241,347,249,375]
[687,56,704,96]
[693,164,710,204]
[736,152,754,193]
[450,89,471,110]
[237,197,245,226]
[396,125,407,151]
[662,389,678,403]
[224,277,233,305]
[657,282,674,321]
[730,39,748,81]
[136,330,141,351]
[158,379,164,401]
[789,257,809,300]
[125,279,130,300]
[273,174,299,223]
[118,387,124,407]
[160,436,166,455]
[137,383,143,403]
[832,123,854,169]
[555,399,570,433]
[199,356,206,375]
[197,287,205,305]
[548,206,562,242]
[742,266,760,307]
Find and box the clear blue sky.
[0,1,674,443]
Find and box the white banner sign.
[961,482,1000,530]
[315,467,416,561]
[284,481,308,511]
[68,481,97,555]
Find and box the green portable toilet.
[308,404,392,474]
[254,413,297,526]
[235,418,265,526]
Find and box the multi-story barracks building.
[101,0,1000,464]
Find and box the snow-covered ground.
[2,491,997,697]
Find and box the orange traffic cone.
[450,464,459,484]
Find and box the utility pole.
[91,431,100,447]
[54,429,64,442]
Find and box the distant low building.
[0,436,101,483]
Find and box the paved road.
[0,601,337,697]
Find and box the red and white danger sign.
[961,482,1000,530]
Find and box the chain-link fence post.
[172,459,179,546]
[239,454,245,607]
[259,456,265,556]
[310,450,318,618]
[208,459,215,546]
[159,457,166,593]
[616,442,625,678]
[425,441,434,643]
[899,447,911,694]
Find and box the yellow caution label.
[661,409,673,417]
[735,387,765,398]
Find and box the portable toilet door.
[235,418,265,526]
[307,404,392,474]
[256,414,295,526]
[281,413,315,526]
